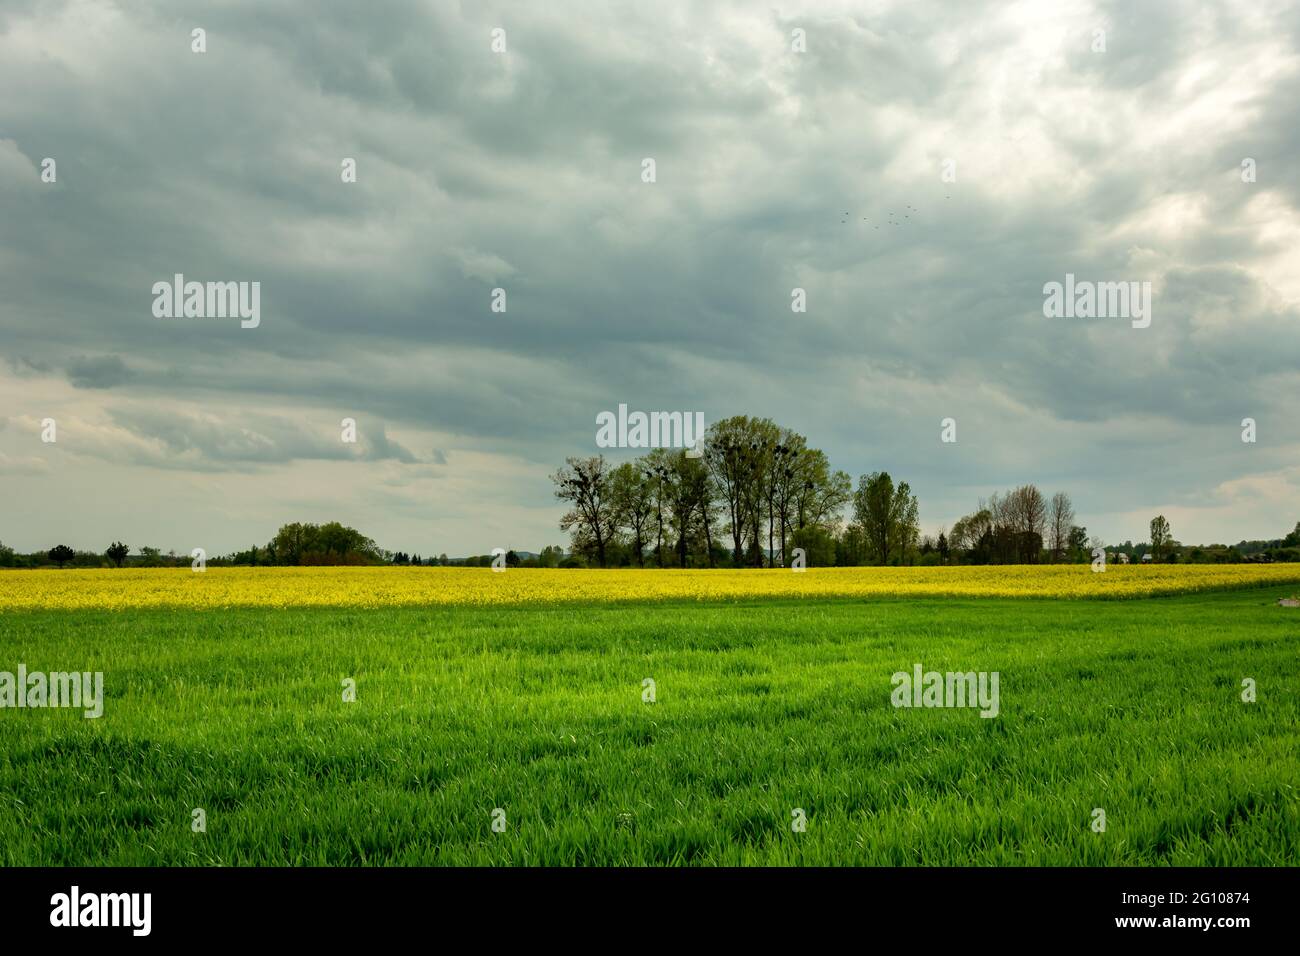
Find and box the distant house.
[1118,553,1130,564]
[1141,553,1153,563]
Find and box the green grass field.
[2,586,1298,865]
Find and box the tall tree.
[642,452,672,566]
[651,450,714,568]
[742,420,781,566]
[790,449,851,534]
[1149,515,1171,562]
[705,417,757,566]
[767,431,803,565]
[950,507,992,555]
[679,452,720,567]
[1048,492,1074,563]
[853,472,919,565]
[1006,484,1047,562]
[1067,525,1089,562]
[649,449,691,568]
[552,456,616,567]
[609,461,654,568]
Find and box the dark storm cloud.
[1,0,1298,551]
[99,406,434,470]
[67,354,132,388]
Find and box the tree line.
[4,447,1298,569]
[0,522,382,569]
[553,414,941,568]
[552,415,856,568]
[0,525,573,570]
[551,415,1300,568]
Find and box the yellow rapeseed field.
[2,564,1300,611]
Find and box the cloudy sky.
[2,0,1298,556]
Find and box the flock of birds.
[841,204,916,227]
[839,195,950,229]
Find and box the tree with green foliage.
[1150,515,1171,562]
[705,416,776,566]
[791,524,836,567]
[1067,525,1089,563]
[553,456,616,568]
[106,541,130,567]
[267,521,378,565]
[853,472,919,565]
[609,461,654,567]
